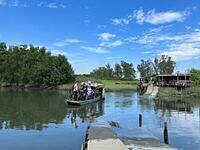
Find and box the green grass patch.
[56,83,73,90]
[157,86,200,103]
[56,79,139,92]
[100,80,139,92]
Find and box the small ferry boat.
[66,82,105,106]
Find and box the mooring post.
[164,122,169,144]
[139,114,142,127]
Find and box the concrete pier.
[121,137,177,150]
[83,126,177,150]
[85,126,128,150]
[143,85,159,97]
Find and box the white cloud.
[80,46,109,54]
[125,25,200,62]
[9,0,18,7]
[185,26,191,30]
[46,3,66,9]
[161,43,200,61]
[106,56,122,60]
[135,9,189,25]
[47,3,59,8]
[112,9,189,26]
[98,32,116,41]
[112,15,134,26]
[54,39,82,47]
[0,1,66,8]
[0,0,6,6]
[100,40,124,48]
[50,49,68,56]
[142,50,154,54]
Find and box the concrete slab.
[121,137,177,150]
[143,85,159,98]
[88,139,128,150]
[85,126,176,150]
[86,127,128,150]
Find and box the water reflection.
[67,101,104,128]
[0,89,199,150]
[154,99,193,114]
[0,89,104,131]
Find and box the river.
[0,89,199,150]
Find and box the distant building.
[156,74,191,87]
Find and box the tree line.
[137,55,200,84]
[190,69,200,85]
[90,61,136,80]
[137,55,176,80]
[0,42,74,87]
[90,55,176,81]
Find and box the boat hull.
[66,96,103,106]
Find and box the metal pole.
[139,114,142,127]
[164,122,169,144]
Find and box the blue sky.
[0,0,200,74]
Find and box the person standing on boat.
[72,81,79,101]
[80,82,86,100]
[86,81,92,100]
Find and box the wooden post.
[139,114,142,127]
[164,122,169,144]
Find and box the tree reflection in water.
[154,99,193,115]
[0,89,105,130]
[0,89,69,130]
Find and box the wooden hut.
[156,74,191,87]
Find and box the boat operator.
[71,81,79,101]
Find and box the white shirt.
[87,86,92,95]
[73,83,78,91]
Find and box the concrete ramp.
[143,85,159,97]
[121,137,177,150]
[84,126,176,150]
[84,127,128,150]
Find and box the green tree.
[114,63,122,79]
[190,69,200,85]
[121,61,136,79]
[105,64,114,79]
[0,42,7,81]
[137,59,155,78]
[154,55,176,74]
[0,42,74,87]
[90,64,114,80]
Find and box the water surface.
[0,89,199,150]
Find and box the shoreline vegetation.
[156,69,200,101]
[0,42,74,88]
[1,42,199,96]
[0,42,138,91]
[156,86,200,104]
[56,79,139,92]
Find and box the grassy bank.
[56,83,73,90]
[157,86,200,102]
[99,80,138,92]
[56,80,139,92]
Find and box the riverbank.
[1,79,139,92]
[56,80,139,92]
[100,80,138,92]
[157,86,200,103]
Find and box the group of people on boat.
[71,81,96,101]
